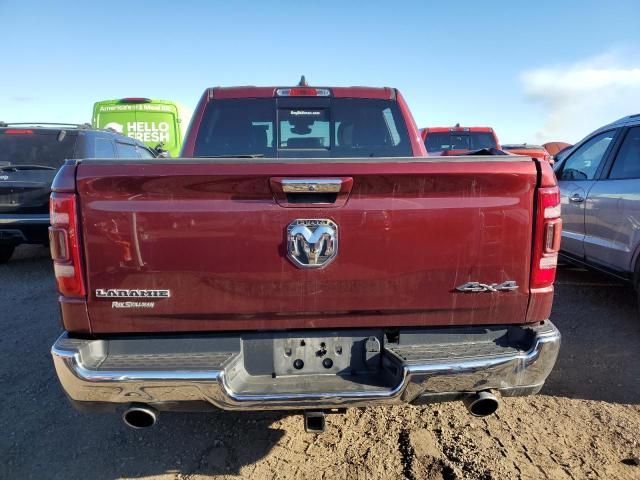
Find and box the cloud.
[521,51,640,143]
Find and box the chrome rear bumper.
[51,321,560,411]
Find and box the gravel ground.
[1,245,639,480]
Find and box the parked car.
[49,81,561,432]
[502,143,552,164]
[421,125,500,155]
[92,98,187,158]
[0,122,158,263]
[554,113,640,297]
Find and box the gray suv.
[555,113,640,291]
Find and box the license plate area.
[242,330,383,377]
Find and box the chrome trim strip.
[0,214,50,225]
[80,155,532,166]
[51,322,560,411]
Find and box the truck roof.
[207,86,396,100]
[422,126,495,133]
[502,144,546,150]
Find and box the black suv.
[0,122,158,263]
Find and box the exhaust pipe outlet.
[463,391,499,417]
[122,405,158,429]
[303,411,326,433]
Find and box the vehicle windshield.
[0,131,76,167]
[193,98,412,158]
[424,132,497,153]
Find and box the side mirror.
[153,142,170,158]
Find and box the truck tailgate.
[77,157,537,333]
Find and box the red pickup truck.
[502,144,553,164]
[50,83,561,432]
[421,126,501,156]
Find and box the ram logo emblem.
[287,219,338,268]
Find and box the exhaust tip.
[122,405,158,429]
[463,391,499,417]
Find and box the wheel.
[0,244,15,263]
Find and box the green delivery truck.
[92,98,187,157]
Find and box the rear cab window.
[0,129,77,167]
[425,131,497,154]
[193,97,412,158]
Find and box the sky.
[1,0,639,145]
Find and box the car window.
[94,138,116,158]
[115,142,138,158]
[0,131,77,167]
[558,130,616,181]
[136,146,156,159]
[608,127,640,180]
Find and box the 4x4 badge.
[455,281,518,293]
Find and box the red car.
[49,81,561,432]
[502,144,553,164]
[421,125,501,155]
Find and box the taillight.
[4,129,34,134]
[531,186,562,289]
[49,193,86,297]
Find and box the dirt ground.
[1,247,639,480]
[191,397,640,480]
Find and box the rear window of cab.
[193,98,411,158]
[425,132,497,153]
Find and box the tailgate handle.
[281,179,343,193]
[270,177,354,208]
